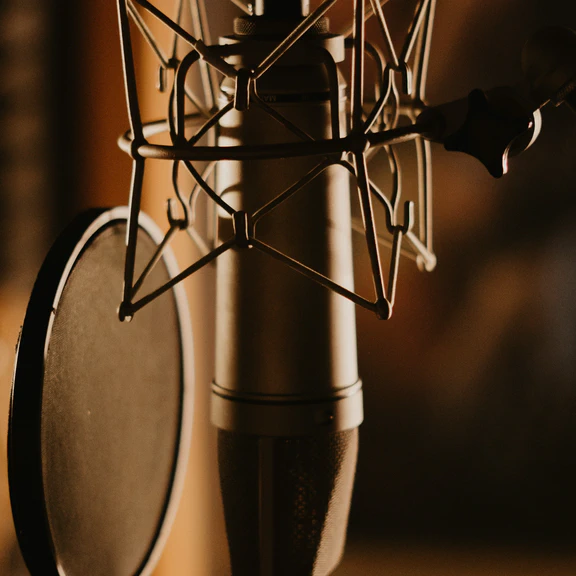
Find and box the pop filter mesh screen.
[218,428,358,576]
[40,223,183,576]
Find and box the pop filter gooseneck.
[522,26,576,113]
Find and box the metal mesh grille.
[218,428,358,576]
[233,16,330,36]
[40,223,183,576]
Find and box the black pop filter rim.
[8,207,194,576]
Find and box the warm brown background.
[2,0,576,574]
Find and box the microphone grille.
[233,16,330,37]
[218,429,358,576]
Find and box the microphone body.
[212,19,363,576]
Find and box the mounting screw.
[442,89,534,178]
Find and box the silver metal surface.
[211,380,364,436]
[115,0,438,320]
[213,31,358,400]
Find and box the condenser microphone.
[8,0,444,573]
[210,3,363,575]
[18,0,573,575]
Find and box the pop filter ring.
[8,207,194,576]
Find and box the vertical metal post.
[117,0,146,315]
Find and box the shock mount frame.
[116,0,438,321]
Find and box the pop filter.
[8,207,193,576]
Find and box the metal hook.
[169,163,191,228]
[399,200,414,235]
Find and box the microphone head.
[522,26,576,110]
[218,429,358,576]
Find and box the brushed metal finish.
[214,35,358,401]
[211,379,363,436]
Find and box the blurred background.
[2,0,576,574]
